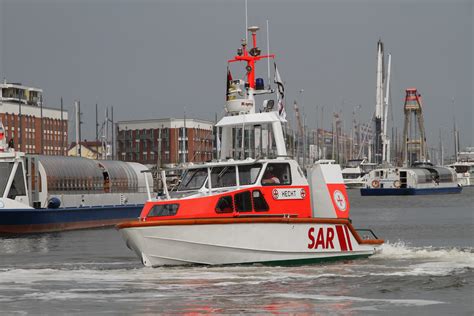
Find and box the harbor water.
[0,188,472,314]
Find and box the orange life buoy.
[371,179,380,188]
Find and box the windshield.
[239,163,262,185]
[0,163,14,196]
[346,160,363,168]
[211,166,237,188]
[177,168,208,191]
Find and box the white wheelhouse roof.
[215,112,286,127]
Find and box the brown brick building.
[116,118,214,167]
[0,82,68,155]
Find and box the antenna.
[266,19,271,87]
[245,0,248,44]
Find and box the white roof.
[215,111,286,127]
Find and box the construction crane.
[402,88,427,166]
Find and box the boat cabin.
[142,158,312,220]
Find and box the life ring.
[393,180,401,188]
[371,179,380,188]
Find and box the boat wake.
[374,241,474,264]
[369,241,474,277]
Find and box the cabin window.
[235,191,252,212]
[7,163,26,199]
[215,195,234,213]
[239,163,262,185]
[252,190,269,212]
[0,162,14,196]
[261,163,291,186]
[147,204,179,217]
[455,166,469,173]
[211,166,237,188]
[177,168,208,191]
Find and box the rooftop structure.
[0,80,68,155]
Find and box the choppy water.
[0,188,472,314]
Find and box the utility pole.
[40,94,44,154]
[111,106,114,160]
[18,93,22,152]
[74,100,82,157]
[95,103,99,159]
[60,97,63,155]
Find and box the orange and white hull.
[118,218,383,266]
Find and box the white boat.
[117,25,383,267]
[447,148,474,187]
[341,159,377,189]
[0,120,154,233]
[361,162,462,196]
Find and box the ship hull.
[360,186,462,196]
[0,204,143,234]
[118,218,383,267]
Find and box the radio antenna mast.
[245,0,248,43]
[266,19,271,87]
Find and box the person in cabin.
[8,138,14,149]
[262,167,281,185]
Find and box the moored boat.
[341,158,376,189]
[0,122,153,234]
[117,26,383,267]
[361,162,462,196]
[447,148,474,187]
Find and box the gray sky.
[1,0,472,154]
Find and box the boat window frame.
[261,163,292,186]
[210,166,237,188]
[252,190,269,212]
[147,203,180,217]
[0,162,14,197]
[176,168,208,191]
[215,195,234,213]
[238,163,263,186]
[234,191,252,212]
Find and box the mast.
[382,53,391,164]
[266,20,271,88]
[374,40,384,164]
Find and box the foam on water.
[274,293,445,307]
[374,241,474,265]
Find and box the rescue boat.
[117,26,383,266]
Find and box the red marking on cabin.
[327,183,350,219]
[344,225,353,251]
[335,225,348,251]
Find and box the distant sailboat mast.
[374,40,384,165]
[382,54,391,164]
